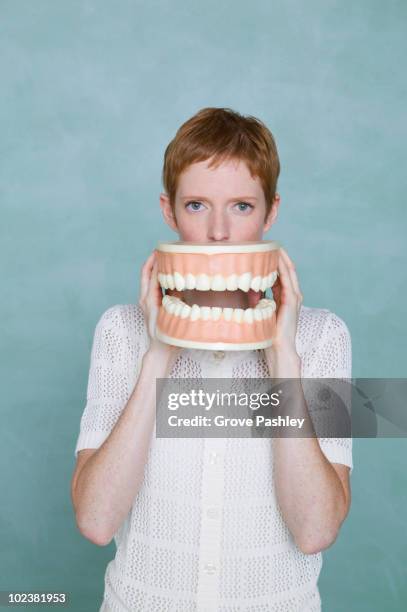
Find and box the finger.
[139,251,157,303]
[279,248,303,301]
[277,250,296,302]
[149,260,163,305]
[143,251,156,273]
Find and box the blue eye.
[186,201,204,211]
[185,201,254,212]
[235,202,254,212]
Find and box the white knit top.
[74,303,353,612]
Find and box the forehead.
[177,157,263,198]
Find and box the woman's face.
[160,156,280,242]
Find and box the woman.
[71,107,353,611]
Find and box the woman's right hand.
[138,251,180,359]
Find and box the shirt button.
[213,350,225,361]
[206,506,220,519]
[203,563,217,575]
[209,451,220,465]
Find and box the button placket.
[195,356,233,610]
[196,436,226,611]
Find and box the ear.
[160,193,178,232]
[263,193,280,232]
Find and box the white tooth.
[196,274,211,291]
[256,299,270,320]
[250,276,262,292]
[174,302,183,317]
[266,272,274,288]
[266,303,276,318]
[180,304,191,318]
[226,274,238,291]
[238,272,252,292]
[162,294,171,307]
[185,273,196,289]
[160,274,168,289]
[243,308,254,323]
[158,273,165,287]
[254,308,263,322]
[233,308,244,323]
[174,271,185,291]
[211,307,222,321]
[211,274,226,291]
[222,307,233,322]
[166,274,175,290]
[201,306,211,321]
[167,301,176,314]
[190,304,201,321]
[269,270,278,286]
[260,276,268,292]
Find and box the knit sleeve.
[73,304,148,458]
[304,311,353,474]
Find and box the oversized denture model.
[155,241,279,350]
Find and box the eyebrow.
[180,195,258,202]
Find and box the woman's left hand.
[265,247,303,356]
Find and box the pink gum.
[156,250,279,277]
[157,307,276,344]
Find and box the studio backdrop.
[1,1,406,610]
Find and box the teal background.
[1,1,406,610]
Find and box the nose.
[207,210,230,241]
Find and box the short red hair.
[162,107,280,219]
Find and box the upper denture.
[158,271,278,292]
[156,241,280,278]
